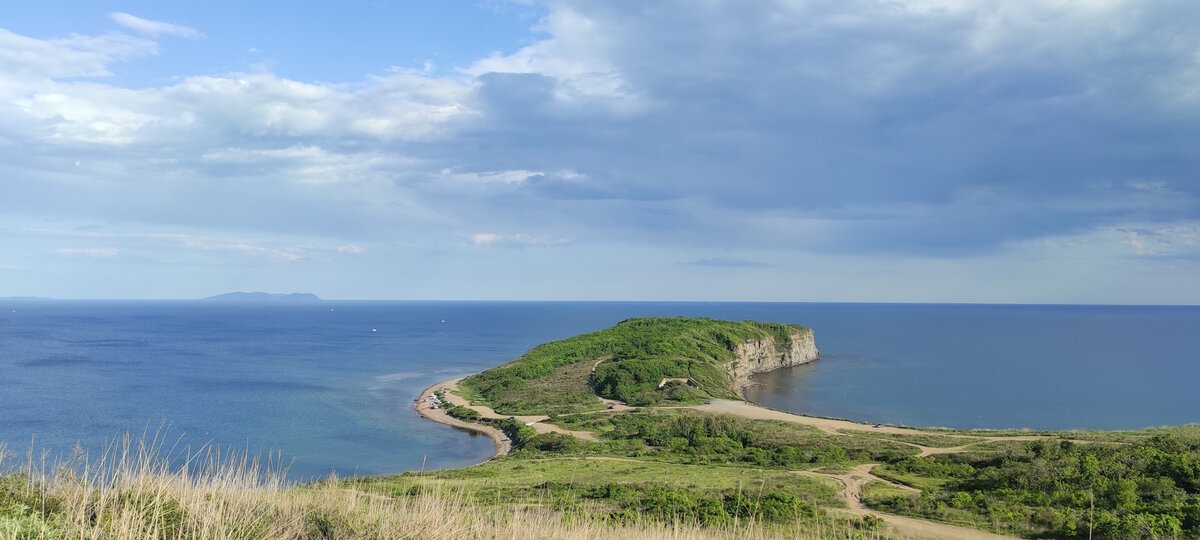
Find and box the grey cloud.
[423,0,1200,255]
[3,0,1199,266]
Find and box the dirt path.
[915,436,1046,457]
[689,399,955,437]
[432,378,598,441]
[689,400,1050,453]
[799,464,1019,540]
[418,382,1041,539]
[590,358,634,412]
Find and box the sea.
[2,300,1198,480]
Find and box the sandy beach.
[413,379,512,457]
[415,377,597,451]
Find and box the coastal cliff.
[463,317,818,413]
[729,328,819,396]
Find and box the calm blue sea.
[2,301,1197,479]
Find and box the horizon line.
[2,296,1198,308]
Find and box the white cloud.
[0,28,157,80]
[16,87,160,144]
[462,7,643,110]
[56,247,118,258]
[471,233,501,246]
[437,168,541,186]
[199,145,411,185]
[1114,224,1200,258]
[5,67,474,147]
[109,13,203,40]
[471,232,561,248]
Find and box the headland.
[409,316,1200,540]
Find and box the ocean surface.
[2,301,1198,480]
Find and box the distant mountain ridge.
[202,292,321,302]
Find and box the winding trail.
[416,381,1045,539]
[797,464,1017,540]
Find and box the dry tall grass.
[0,435,893,540]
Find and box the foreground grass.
[357,456,841,524]
[0,436,893,540]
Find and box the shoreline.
[414,363,1105,466]
[412,370,937,463]
[413,378,511,458]
[413,377,600,462]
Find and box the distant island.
[201,292,321,302]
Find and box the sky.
[1,1,1198,303]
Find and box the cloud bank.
[1,1,1198,301]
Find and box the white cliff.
[728,328,819,396]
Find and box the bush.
[446,405,481,421]
[530,433,580,453]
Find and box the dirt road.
[433,378,598,441]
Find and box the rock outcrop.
[728,328,819,396]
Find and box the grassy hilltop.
[461,317,805,414]
[4,317,1200,539]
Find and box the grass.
[535,409,919,469]
[358,456,840,509]
[870,466,955,492]
[461,317,810,414]
[837,431,982,449]
[0,437,901,540]
[860,481,915,502]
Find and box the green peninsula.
[461,317,816,414]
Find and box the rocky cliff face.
[728,328,819,396]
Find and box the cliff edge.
[729,328,819,396]
[462,317,818,414]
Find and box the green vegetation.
[0,438,892,540]
[547,410,916,466]
[867,433,1200,539]
[358,457,837,528]
[450,317,1200,538]
[840,430,983,449]
[461,317,807,414]
[445,404,481,421]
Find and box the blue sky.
[1,1,1198,302]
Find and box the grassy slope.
[865,428,1200,539]
[460,317,804,414]
[0,447,861,540]
[0,435,891,540]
